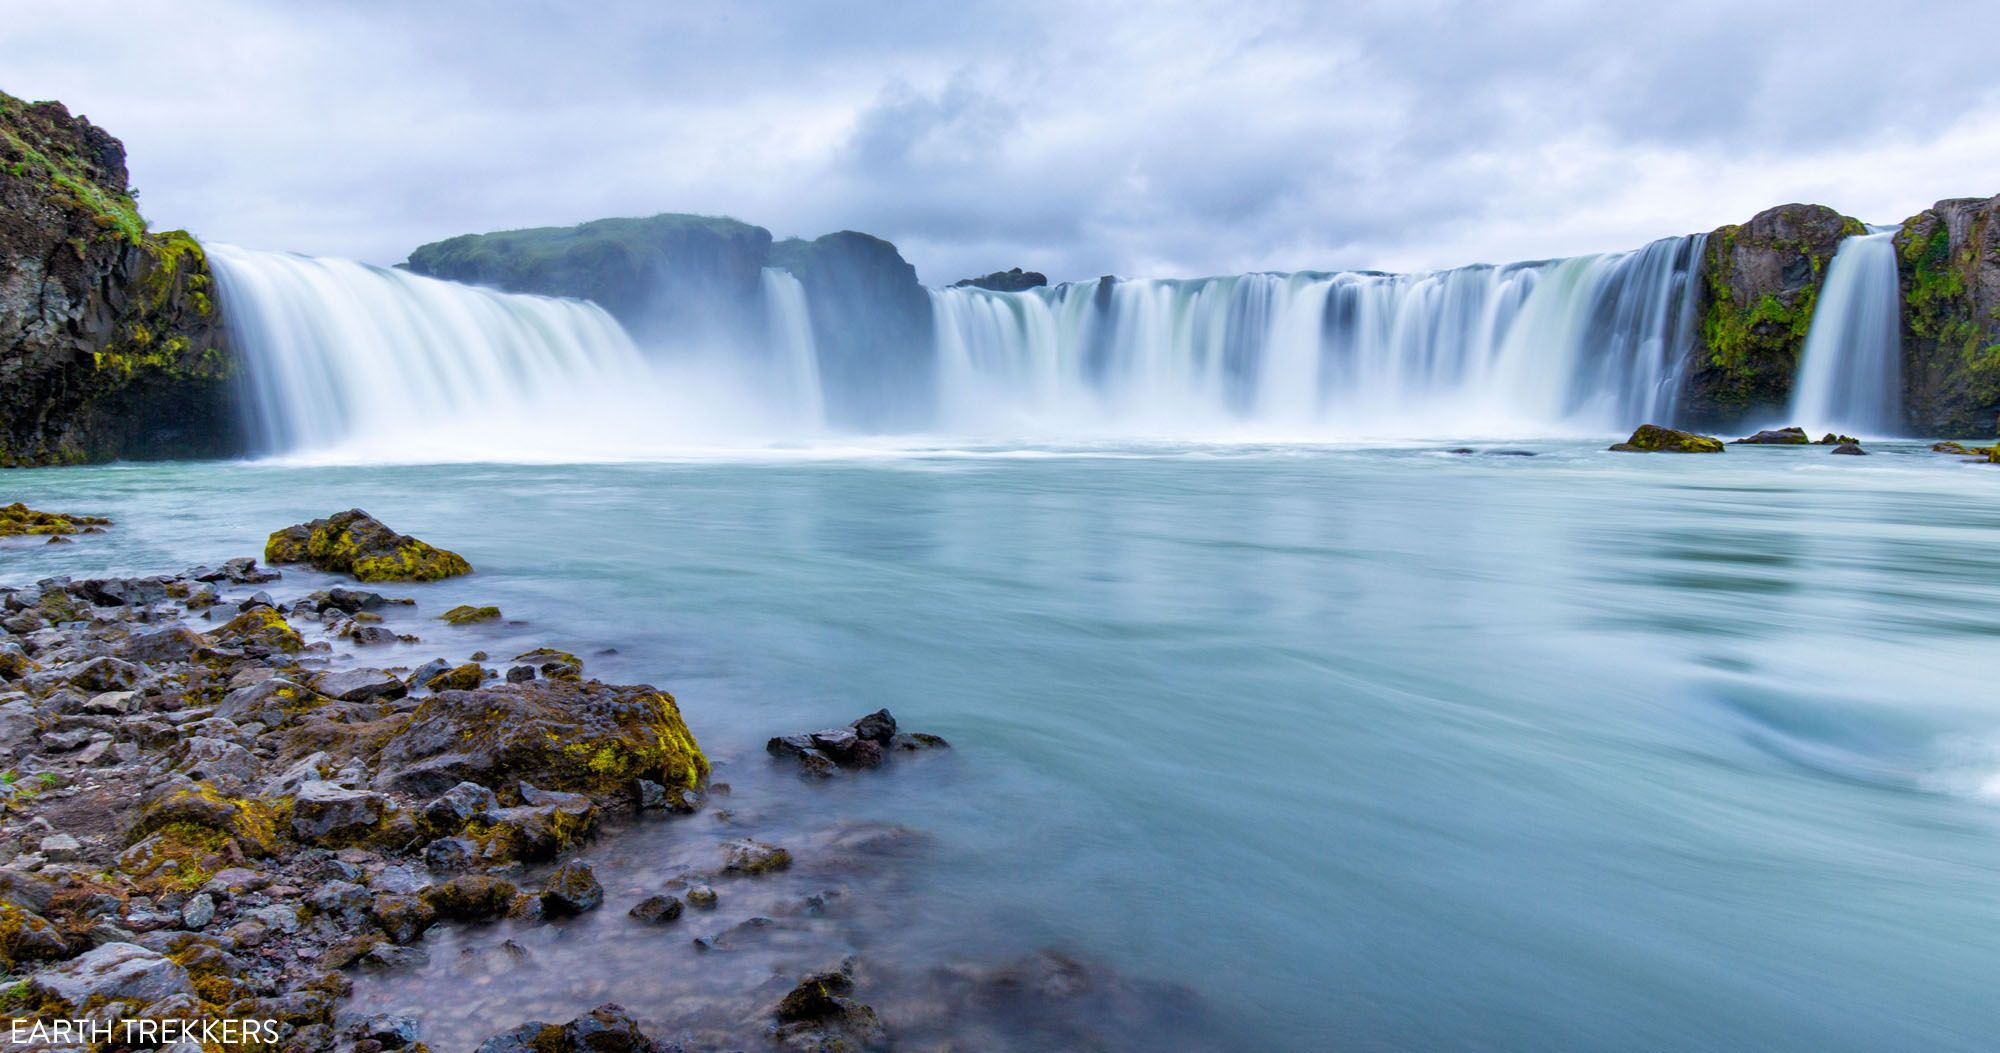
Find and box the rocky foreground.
[0,509,1083,1052]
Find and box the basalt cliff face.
[405,218,936,429]
[1893,194,2000,437]
[1678,203,1866,428]
[0,91,240,466]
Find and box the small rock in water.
[1832,443,1868,456]
[721,838,791,874]
[628,894,683,924]
[1610,424,1724,453]
[1731,426,1810,445]
[685,883,718,909]
[541,859,604,916]
[505,664,535,683]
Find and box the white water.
[206,245,821,462]
[931,235,1709,439]
[760,268,826,429]
[1789,231,1903,436]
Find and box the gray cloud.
[5,0,1997,285]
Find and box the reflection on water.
[5,441,1999,1051]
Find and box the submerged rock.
[1609,424,1725,453]
[0,503,112,538]
[1731,426,1810,445]
[264,509,472,582]
[1832,442,1868,456]
[774,965,887,1049]
[629,894,683,924]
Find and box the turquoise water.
[6,441,2000,1049]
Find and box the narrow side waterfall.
[1788,231,1903,436]
[760,268,826,429]
[207,245,820,462]
[930,235,1708,438]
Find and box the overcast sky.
[7,1,1998,285]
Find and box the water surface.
[5,441,1998,1050]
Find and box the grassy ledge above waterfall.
[0,88,241,466]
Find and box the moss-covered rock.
[373,677,707,799]
[208,606,304,654]
[424,662,484,692]
[1610,424,1725,453]
[1,90,241,466]
[0,501,109,536]
[440,604,501,625]
[264,509,472,582]
[1681,204,1866,428]
[1893,194,2000,437]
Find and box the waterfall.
[206,245,812,462]
[930,235,1708,439]
[1788,231,1903,436]
[760,268,826,429]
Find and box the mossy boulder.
[440,604,501,625]
[208,606,304,654]
[0,502,109,537]
[1731,427,1810,445]
[265,509,471,582]
[420,875,519,922]
[1610,424,1725,453]
[1681,204,1866,428]
[1894,194,2000,436]
[122,783,291,889]
[372,677,707,800]
[424,663,485,692]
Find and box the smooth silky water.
[5,443,1998,1050]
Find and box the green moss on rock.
[0,502,110,537]
[440,604,501,625]
[264,509,472,582]
[1610,424,1725,453]
[1683,204,1865,427]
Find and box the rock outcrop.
[952,267,1048,292]
[0,90,240,465]
[1893,194,2000,437]
[1681,204,1866,428]
[405,217,938,430]
[264,509,472,582]
[1609,424,1724,453]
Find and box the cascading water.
[207,245,826,461]
[1788,230,1903,436]
[930,235,1709,439]
[760,268,826,429]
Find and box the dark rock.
[291,781,392,844]
[264,509,471,582]
[349,624,397,646]
[952,267,1048,292]
[422,875,520,922]
[1731,426,1811,445]
[628,895,682,924]
[0,94,242,466]
[1895,194,2000,436]
[423,836,476,871]
[316,667,407,703]
[1682,204,1866,427]
[422,781,499,830]
[29,941,194,1010]
[351,1015,420,1050]
[1609,424,1725,453]
[71,655,141,692]
[425,663,484,692]
[849,708,897,744]
[372,677,706,800]
[505,664,535,683]
[541,859,603,916]
[1815,433,1860,445]
[1833,442,1868,455]
[889,732,950,750]
[721,838,791,874]
[369,893,437,944]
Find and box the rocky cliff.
[1892,195,2000,437]
[405,217,937,429]
[0,91,239,466]
[1679,203,1866,427]
[404,214,774,352]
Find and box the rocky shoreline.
[0,508,1124,1052]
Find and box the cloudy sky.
[7,1,1998,285]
